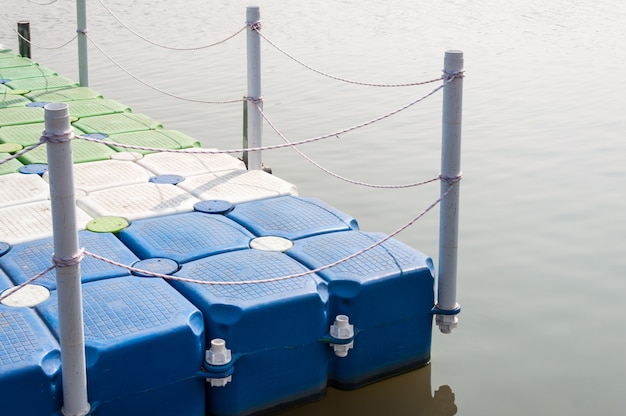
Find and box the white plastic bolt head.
[330,315,354,339]
[208,375,232,387]
[330,315,355,358]
[436,314,459,334]
[332,341,354,358]
[206,338,232,365]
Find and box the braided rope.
[255,29,443,88]
[85,33,244,104]
[52,248,85,268]
[97,0,246,51]
[0,11,77,49]
[82,185,454,286]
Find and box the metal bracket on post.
[435,50,464,334]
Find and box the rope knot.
[245,96,264,105]
[442,69,465,82]
[41,128,75,143]
[247,20,262,32]
[76,28,89,35]
[52,248,85,268]
[440,173,463,184]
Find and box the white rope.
[256,101,441,189]
[81,185,455,286]
[0,265,55,303]
[41,128,75,143]
[254,27,443,88]
[97,0,246,51]
[52,248,85,268]
[0,11,77,50]
[85,33,244,105]
[75,79,446,155]
[0,141,45,167]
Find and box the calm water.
[2,1,625,415]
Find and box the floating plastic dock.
[0,48,437,415]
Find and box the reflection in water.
[277,364,456,416]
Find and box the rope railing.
[250,23,443,88]
[72,77,446,156]
[0,181,458,301]
[0,10,77,50]
[85,33,244,104]
[96,0,247,51]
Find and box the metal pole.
[245,6,262,170]
[17,21,31,58]
[76,0,89,86]
[44,103,90,416]
[435,50,464,334]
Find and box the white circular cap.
[249,236,293,252]
[1,284,50,307]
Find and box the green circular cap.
[86,216,129,233]
[0,143,23,153]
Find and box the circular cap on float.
[250,236,293,252]
[18,163,48,175]
[1,284,50,307]
[86,216,129,233]
[132,258,180,278]
[149,174,185,185]
[193,200,234,215]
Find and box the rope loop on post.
[41,128,75,143]
[439,172,463,184]
[52,248,85,268]
[245,96,263,105]
[76,28,89,35]
[247,20,262,32]
[442,68,465,82]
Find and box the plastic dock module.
[42,159,155,193]
[227,195,360,240]
[118,211,254,263]
[287,230,436,389]
[35,276,206,415]
[4,76,78,92]
[136,147,245,174]
[106,130,203,154]
[76,181,200,221]
[0,65,56,80]
[66,99,131,118]
[0,122,49,147]
[0,152,22,174]
[178,169,298,203]
[171,249,329,416]
[0,172,49,207]
[17,136,117,165]
[72,112,163,134]
[0,94,32,108]
[24,87,104,102]
[0,107,44,127]
[0,230,139,290]
[0,270,62,416]
[0,199,93,245]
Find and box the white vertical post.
[246,6,262,170]
[436,50,464,334]
[45,103,90,416]
[76,0,89,86]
